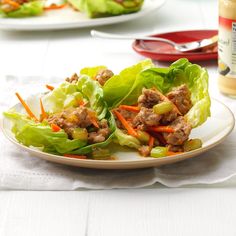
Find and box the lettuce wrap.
[4,75,116,156]
[103,58,210,153]
[0,0,44,17]
[67,0,144,18]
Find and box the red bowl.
[132,30,218,62]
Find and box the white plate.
[1,98,235,169]
[0,0,165,31]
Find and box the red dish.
[132,30,218,62]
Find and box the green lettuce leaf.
[0,1,44,18]
[113,128,141,149]
[103,58,210,128]
[4,112,87,154]
[103,59,154,108]
[80,66,107,78]
[67,0,144,18]
[43,75,107,120]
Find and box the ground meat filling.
[88,119,110,144]
[95,69,114,86]
[65,73,80,84]
[163,116,192,145]
[47,107,110,143]
[167,84,192,115]
[138,88,162,108]
[114,86,193,156]
[133,107,161,130]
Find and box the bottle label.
[218,16,236,78]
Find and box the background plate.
[1,99,235,169]
[132,29,218,61]
[0,0,165,31]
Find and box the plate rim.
[0,0,166,31]
[1,98,235,169]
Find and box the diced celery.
[150,146,168,158]
[137,130,150,144]
[153,101,173,115]
[183,139,202,152]
[72,128,88,141]
[91,148,111,160]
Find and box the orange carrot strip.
[63,154,87,159]
[149,126,175,133]
[113,110,138,137]
[148,136,155,150]
[15,92,38,121]
[40,98,48,121]
[77,100,85,106]
[167,151,184,156]
[51,123,61,132]
[44,3,66,10]
[91,117,99,128]
[46,84,54,91]
[119,105,140,113]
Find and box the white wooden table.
[1,0,236,235]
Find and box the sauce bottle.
[218,0,236,97]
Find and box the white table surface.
[1,0,236,235]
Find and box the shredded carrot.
[63,154,87,159]
[15,92,38,121]
[40,98,48,121]
[149,126,175,133]
[113,110,138,137]
[119,105,140,113]
[77,100,85,106]
[91,117,99,128]
[152,87,182,115]
[51,123,61,132]
[46,84,54,91]
[2,0,20,8]
[44,3,66,10]
[167,151,184,156]
[148,136,155,150]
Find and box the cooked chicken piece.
[138,88,162,108]
[163,116,192,145]
[167,84,192,115]
[95,69,114,86]
[133,107,162,130]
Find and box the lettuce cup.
[4,74,116,159]
[67,0,144,18]
[103,58,211,157]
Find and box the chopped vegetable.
[119,105,140,113]
[148,136,155,150]
[137,130,150,144]
[63,154,87,159]
[183,138,202,152]
[149,126,175,133]
[15,92,38,121]
[153,101,173,115]
[46,84,54,91]
[40,98,48,121]
[150,147,168,158]
[167,151,184,156]
[113,110,138,137]
[72,128,88,141]
[91,148,111,160]
[44,3,66,10]
[51,123,61,132]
